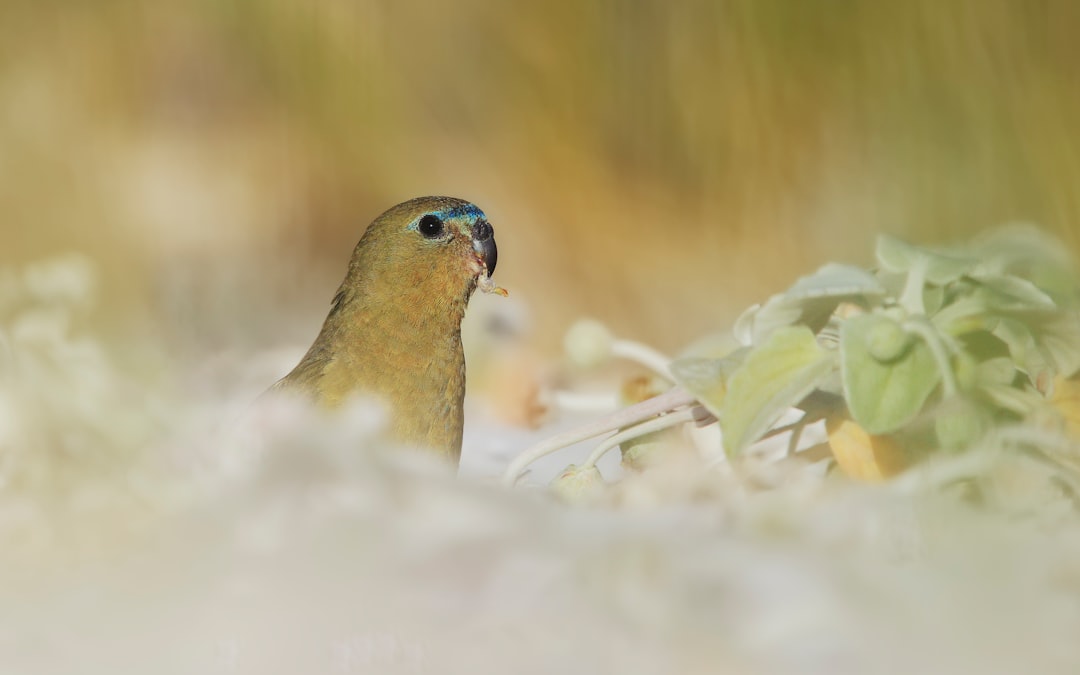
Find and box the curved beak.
[471,219,497,276]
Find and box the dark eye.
[418,214,444,239]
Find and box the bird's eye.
[417,214,444,239]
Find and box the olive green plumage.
[271,196,499,464]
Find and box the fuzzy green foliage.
[672,225,1080,468]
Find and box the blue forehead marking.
[438,203,486,221]
[406,202,486,233]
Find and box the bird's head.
[346,196,500,307]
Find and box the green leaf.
[977,382,1043,417]
[1033,310,1080,378]
[722,326,834,456]
[952,333,1014,391]
[971,223,1065,260]
[841,314,942,434]
[994,311,1080,380]
[786,263,886,300]
[677,331,742,360]
[876,272,944,314]
[992,318,1038,375]
[934,398,992,451]
[970,273,1057,312]
[973,356,1017,387]
[923,284,945,315]
[733,300,801,346]
[875,235,977,285]
[670,350,747,419]
[970,224,1077,284]
[734,264,886,346]
[956,330,1011,362]
[931,295,994,336]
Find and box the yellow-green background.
[3,0,1078,354]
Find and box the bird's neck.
[331,273,475,354]
[314,274,476,456]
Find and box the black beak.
[472,219,497,276]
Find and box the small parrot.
[270,196,503,464]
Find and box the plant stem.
[612,339,673,380]
[550,391,619,413]
[785,416,807,457]
[580,407,698,470]
[500,386,697,486]
[899,256,928,315]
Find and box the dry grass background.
[4,1,1080,673]
[4,0,1080,351]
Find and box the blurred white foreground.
[2,256,1080,675]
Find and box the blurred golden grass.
[2,0,1079,354]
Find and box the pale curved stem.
[550,390,619,413]
[500,386,697,487]
[579,407,698,470]
[612,339,673,380]
[899,256,928,316]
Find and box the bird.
[269,196,503,465]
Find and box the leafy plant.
[504,225,1080,491]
